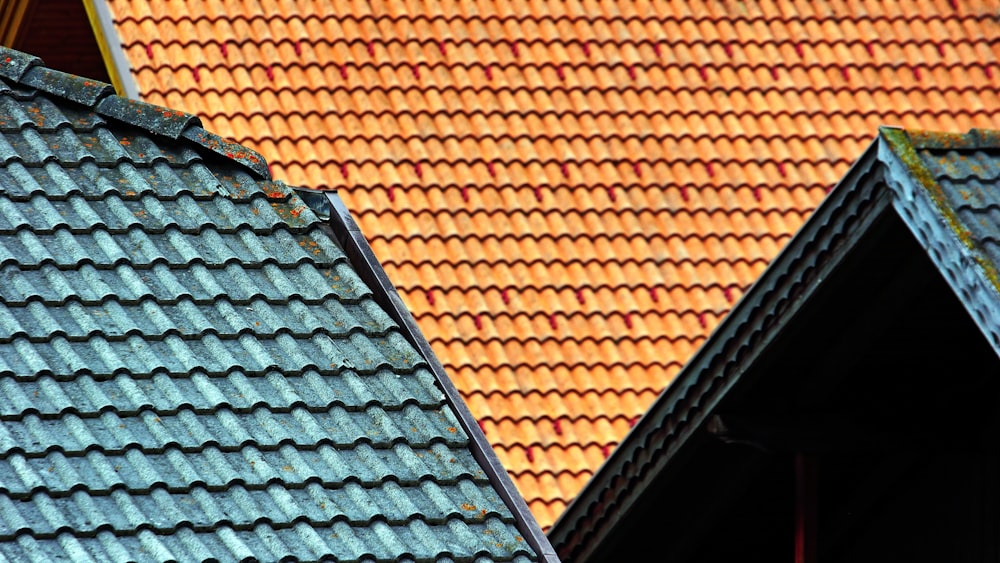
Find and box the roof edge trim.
[549,138,891,562]
[879,128,1000,357]
[82,0,139,99]
[323,190,559,563]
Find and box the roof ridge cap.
[881,126,1000,151]
[0,47,42,83]
[0,46,270,180]
[180,126,270,179]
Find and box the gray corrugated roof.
[550,127,1000,561]
[0,46,537,562]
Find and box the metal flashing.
[0,0,33,48]
[324,190,560,563]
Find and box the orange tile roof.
[105,0,1000,528]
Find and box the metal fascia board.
[323,191,560,563]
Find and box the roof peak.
[551,125,1000,560]
[0,46,270,180]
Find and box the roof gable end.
[551,126,1000,562]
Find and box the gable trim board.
[548,126,1000,562]
[322,190,559,562]
[0,45,548,562]
[82,0,139,98]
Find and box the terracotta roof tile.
[107,0,1000,528]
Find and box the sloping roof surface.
[104,0,1000,526]
[901,128,1000,277]
[549,126,1000,560]
[0,46,536,562]
[882,128,1000,337]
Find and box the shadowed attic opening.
[1,0,111,85]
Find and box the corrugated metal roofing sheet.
[0,46,536,562]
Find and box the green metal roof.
[0,46,540,562]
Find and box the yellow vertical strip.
[0,1,15,45]
[81,0,128,95]
[0,0,34,47]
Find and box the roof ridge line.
[898,127,1000,150]
[0,46,270,180]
